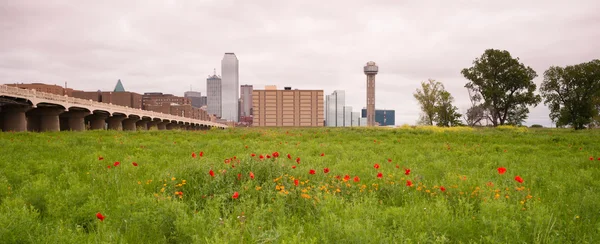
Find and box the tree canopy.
[461,49,541,126]
[413,79,461,126]
[540,59,600,129]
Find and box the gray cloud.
[2,0,600,127]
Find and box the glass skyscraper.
[221,53,239,122]
[206,73,222,118]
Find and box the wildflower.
[132,162,138,166]
[309,169,316,175]
[301,194,311,199]
[590,157,594,161]
[294,179,299,186]
[251,153,256,157]
[209,169,215,177]
[353,176,360,182]
[387,158,392,162]
[255,186,262,191]
[232,192,239,199]
[98,156,104,160]
[374,163,380,169]
[287,154,292,159]
[259,154,264,159]
[250,172,255,179]
[395,165,400,169]
[175,191,183,196]
[440,186,446,192]
[296,157,301,164]
[405,169,410,175]
[343,175,350,182]
[199,151,204,157]
[107,165,111,169]
[292,166,296,169]
[497,167,507,175]
[323,168,330,174]
[266,155,271,159]
[272,152,279,158]
[237,173,242,180]
[406,180,413,187]
[96,212,105,221]
[377,172,383,179]
[320,153,325,156]
[486,181,494,187]
[192,152,196,158]
[515,176,524,184]
[113,162,120,167]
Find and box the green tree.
[461,49,541,126]
[435,90,463,126]
[413,79,442,125]
[540,59,600,129]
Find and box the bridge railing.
[1,85,224,127]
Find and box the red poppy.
[353,176,360,182]
[249,172,255,179]
[294,179,299,186]
[405,169,410,175]
[245,145,248,148]
[440,186,446,192]
[374,163,380,169]
[292,165,296,169]
[232,192,239,199]
[515,176,524,183]
[251,153,256,157]
[233,156,237,160]
[259,155,264,159]
[199,151,204,157]
[598,157,600,160]
[395,165,400,169]
[309,169,316,175]
[343,175,350,182]
[296,157,301,164]
[98,156,104,160]
[237,173,242,180]
[266,155,271,159]
[96,212,105,221]
[320,153,325,157]
[192,152,196,158]
[175,191,183,196]
[335,175,341,180]
[287,154,292,159]
[224,159,230,164]
[590,157,594,161]
[107,165,111,169]
[113,162,120,167]
[406,180,413,187]
[497,167,507,175]
[209,169,215,177]
[132,162,138,166]
[377,172,383,179]
[387,159,392,163]
[272,152,279,158]
[323,168,330,174]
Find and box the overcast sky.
[2,0,599,126]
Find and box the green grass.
[1,127,599,243]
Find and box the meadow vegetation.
[1,127,599,243]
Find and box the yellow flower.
[160,187,165,193]
[138,181,141,185]
[255,186,262,191]
[301,194,311,199]
[171,177,176,181]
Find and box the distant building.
[252,87,323,127]
[184,91,203,108]
[142,92,190,109]
[361,108,395,126]
[240,85,253,117]
[325,90,363,127]
[200,96,207,107]
[206,71,222,118]
[71,80,142,109]
[114,79,125,92]
[265,85,277,90]
[221,53,239,122]
[6,83,77,96]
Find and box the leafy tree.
[461,49,541,126]
[435,90,463,126]
[540,59,600,129]
[413,79,462,126]
[413,79,442,125]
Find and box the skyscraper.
[206,70,222,118]
[364,61,378,126]
[240,85,253,117]
[221,53,239,122]
[325,90,361,127]
[184,91,202,108]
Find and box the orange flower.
[353,176,360,182]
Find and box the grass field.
[1,126,599,243]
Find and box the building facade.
[361,109,395,126]
[184,91,203,108]
[221,53,239,122]
[6,83,76,96]
[240,85,253,117]
[200,96,207,107]
[141,92,190,109]
[252,88,323,127]
[206,73,222,118]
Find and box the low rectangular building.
[252,88,323,127]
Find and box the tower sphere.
[364,61,379,75]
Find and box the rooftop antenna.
[213,68,216,76]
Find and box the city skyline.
[2,1,599,127]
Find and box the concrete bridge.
[0,85,227,132]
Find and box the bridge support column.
[136,120,148,131]
[60,110,89,131]
[26,107,64,132]
[147,120,160,130]
[87,114,107,130]
[166,122,179,130]
[157,121,168,130]
[107,115,126,131]
[1,106,30,132]
[123,117,140,131]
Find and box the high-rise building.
[206,71,222,118]
[325,90,363,127]
[252,87,324,127]
[364,61,378,126]
[361,108,395,126]
[200,96,207,107]
[221,53,239,122]
[240,85,253,117]
[184,91,202,108]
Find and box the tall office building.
[206,71,222,118]
[253,87,324,127]
[240,85,253,117]
[361,108,395,126]
[221,53,239,122]
[325,90,362,127]
[364,61,378,126]
[184,91,202,108]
